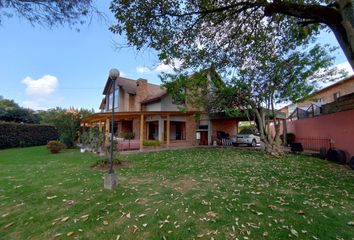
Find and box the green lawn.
[0,147,353,240]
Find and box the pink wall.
[287,109,354,156]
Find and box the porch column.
[158,117,164,143]
[166,114,170,148]
[140,114,144,150]
[98,121,102,132]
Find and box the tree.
[39,107,94,148]
[0,0,96,27]
[110,0,354,70]
[0,98,39,123]
[0,98,19,109]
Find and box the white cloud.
[120,71,130,77]
[136,59,183,75]
[136,66,151,74]
[21,75,60,110]
[22,75,58,97]
[335,61,354,75]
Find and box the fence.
[295,138,331,152]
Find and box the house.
[80,70,243,150]
[279,75,354,118]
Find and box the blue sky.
[0,0,352,111]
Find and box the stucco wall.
[146,101,161,111]
[161,95,179,111]
[287,109,354,156]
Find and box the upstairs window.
[333,92,340,101]
[316,98,324,103]
[107,89,119,110]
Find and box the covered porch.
[80,111,200,150]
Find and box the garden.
[0,147,353,239]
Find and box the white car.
[233,129,261,147]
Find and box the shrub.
[280,133,296,144]
[0,122,59,149]
[47,140,65,154]
[143,140,160,147]
[122,132,134,140]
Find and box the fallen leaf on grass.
[126,212,131,218]
[268,205,277,210]
[54,233,62,238]
[47,196,58,200]
[66,231,74,237]
[348,221,354,226]
[207,211,217,218]
[103,220,109,226]
[61,217,70,222]
[1,213,9,218]
[290,228,299,237]
[297,210,305,215]
[4,222,14,229]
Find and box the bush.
[0,122,59,149]
[122,132,134,140]
[280,133,296,144]
[47,140,65,154]
[143,140,160,147]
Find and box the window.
[164,121,186,140]
[107,89,119,110]
[316,98,324,103]
[333,92,340,101]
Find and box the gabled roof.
[141,90,168,104]
[102,76,167,104]
[103,77,138,95]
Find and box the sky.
[0,0,353,112]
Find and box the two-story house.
[81,70,241,150]
[279,74,354,118]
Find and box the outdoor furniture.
[217,131,232,146]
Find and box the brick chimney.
[136,78,148,110]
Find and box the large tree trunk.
[336,0,354,70]
[254,108,284,157]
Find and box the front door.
[199,131,208,145]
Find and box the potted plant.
[122,132,135,150]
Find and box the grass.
[0,146,353,240]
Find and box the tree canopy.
[110,0,354,69]
[0,0,96,27]
[110,0,349,155]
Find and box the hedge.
[0,122,59,149]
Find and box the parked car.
[233,128,261,147]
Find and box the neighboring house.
[81,70,243,150]
[279,75,354,118]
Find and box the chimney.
[136,78,148,110]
